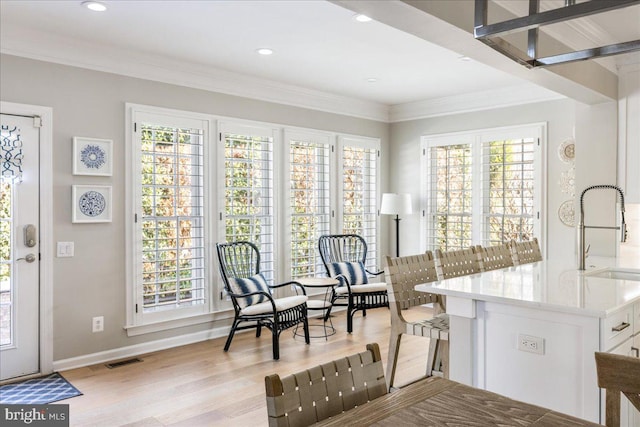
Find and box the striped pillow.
[328,262,368,286]
[228,273,270,308]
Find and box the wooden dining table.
[315,376,601,426]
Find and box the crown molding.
[389,85,565,122]
[2,27,568,124]
[0,29,390,123]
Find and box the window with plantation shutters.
[126,105,382,333]
[422,124,544,253]
[220,123,275,280]
[128,108,211,326]
[481,137,536,246]
[339,136,379,271]
[425,142,474,251]
[286,131,331,280]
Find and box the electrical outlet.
[517,334,544,355]
[92,316,104,333]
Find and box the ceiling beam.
[331,0,619,104]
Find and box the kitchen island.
[416,258,640,425]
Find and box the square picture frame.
[73,137,113,176]
[72,185,112,223]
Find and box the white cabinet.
[619,64,640,203]
[606,302,640,427]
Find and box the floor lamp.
[380,193,412,257]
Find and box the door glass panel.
[0,181,13,346]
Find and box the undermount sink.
[586,268,640,282]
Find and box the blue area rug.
[0,373,82,404]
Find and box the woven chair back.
[265,343,387,427]
[510,238,542,265]
[476,243,514,272]
[435,247,481,280]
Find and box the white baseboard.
[53,307,345,372]
[53,325,230,372]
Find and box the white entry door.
[0,114,40,380]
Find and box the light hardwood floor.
[61,309,430,427]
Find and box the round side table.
[295,277,339,340]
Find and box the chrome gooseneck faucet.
[578,184,627,270]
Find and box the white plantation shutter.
[221,124,275,280]
[425,143,474,251]
[339,136,379,271]
[138,122,206,313]
[287,131,332,279]
[481,137,537,246]
[422,125,543,253]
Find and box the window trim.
[420,123,546,254]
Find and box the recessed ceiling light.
[366,78,378,83]
[82,1,107,12]
[459,56,472,62]
[257,48,274,56]
[354,14,372,23]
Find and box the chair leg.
[272,328,280,360]
[440,340,449,379]
[347,298,355,333]
[362,295,367,317]
[256,322,262,337]
[386,332,403,390]
[426,338,439,377]
[303,317,310,345]
[224,319,240,352]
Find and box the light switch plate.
[57,241,74,257]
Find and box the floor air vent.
[105,357,143,369]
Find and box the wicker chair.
[476,242,514,272]
[385,253,448,389]
[265,343,387,427]
[510,238,543,265]
[434,247,482,281]
[318,234,388,333]
[595,352,640,427]
[216,241,309,360]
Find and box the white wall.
[574,101,619,259]
[389,98,580,265]
[0,54,390,362]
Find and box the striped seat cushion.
[328,261,369,286]
[228,273,270,308]
[240,295,308,316]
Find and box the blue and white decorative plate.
[80,144,106,170]
[78,191,106,217]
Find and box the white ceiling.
[1,0,638,120]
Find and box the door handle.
[16,253,36,263]
[24,224,36,247]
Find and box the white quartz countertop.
[415,257,640,318]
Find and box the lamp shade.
[380,193,412,215]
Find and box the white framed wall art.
[72,185,112,223]
[73,137,113,176]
